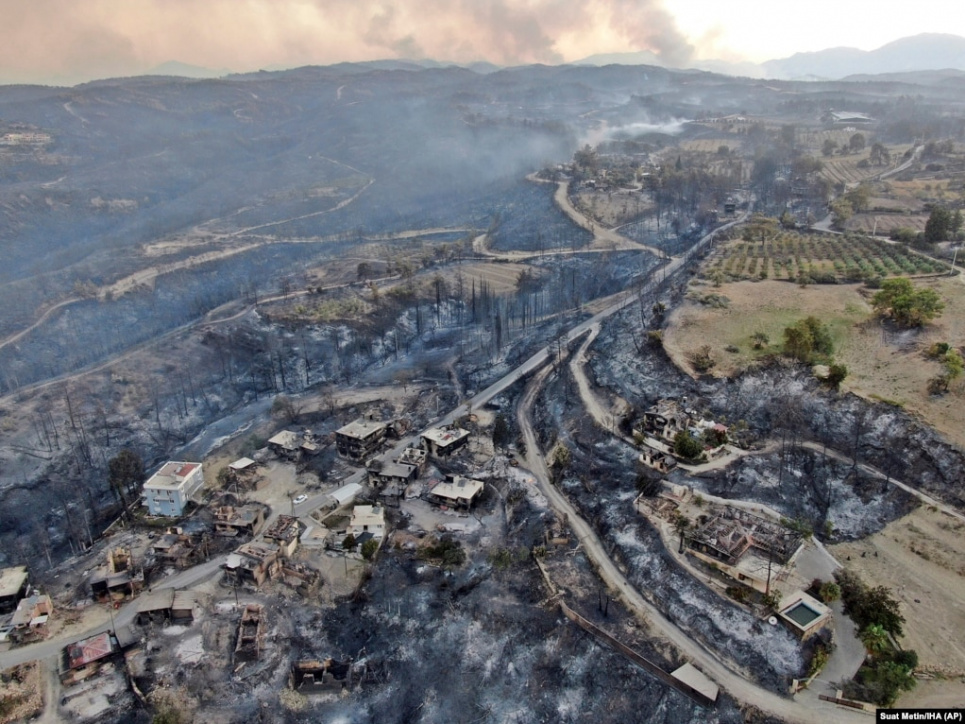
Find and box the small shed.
[325,482,363,510]
[135,589,175,625]
[171,591,196,623]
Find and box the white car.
[293,494,308,505]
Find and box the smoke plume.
[0,0,695,85]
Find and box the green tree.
[342,533,357,551]
[849,133,866,153]
[837,570,906,637]
[827,363,848,390]
[822,138,838,157]
[830,199,853,229]
[673,430,704,461]
[865,660,917,706]
[574,144,599,173]
[782,317,833,362]
[925,206,953,242]
[550,443,571,482]
[783,323,814,362]
[869,142,889,166]
[845,183,872,212]
[872,277,945,327]
[361,539,379,560]
[944,350,964,388]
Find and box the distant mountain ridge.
[574,33,965,81]
[145,61,231,79]
[762,33,965,79]
[12,32,965,88]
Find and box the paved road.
[0,556,226,671]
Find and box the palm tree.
[860,623,890,657]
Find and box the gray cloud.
[0,0,694,85]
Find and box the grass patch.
[664,274,965,450]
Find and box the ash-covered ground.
[532,366,807,693]
[264,481,767,724]
[587,296,961,533]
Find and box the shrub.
[808,643,831,677]
[726,586,748,603]
[688,345,716,372]
[420,535,466,567]
[826,363,848,390]
[783,316,833,363]
[927,374,950,395]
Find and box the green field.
[705,231,947,284]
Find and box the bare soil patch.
[444,262,547,295]
[829,506,965,679]
[847,214,928,234]
[664,277,965,449]
[571,188,651,228]
[0,662,43,723]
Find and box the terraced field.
[821,157,884,186]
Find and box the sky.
[2,0,965,85]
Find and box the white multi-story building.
[142,462,204,517]
[349,505,386,541]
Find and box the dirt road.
[516,362,868,723]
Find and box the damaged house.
[224,542,280,587]
[685,509,804,594]
[397,446,428,473]
[335,418,388,461]
[225,458,262,490]
[213,505,266,538]
[152,528,206,569]
[0,566,29,614]
[426,476,485,510]
[90,548,143,602]
[234,604,265,663]
[10,591,53,640]
[639,400,692,443]
[263,515,304,557]
[369,461,418,490]
[421,426,470,459]
[268,430,320,461]
[290,659,352,694]
[61,632,119,685]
